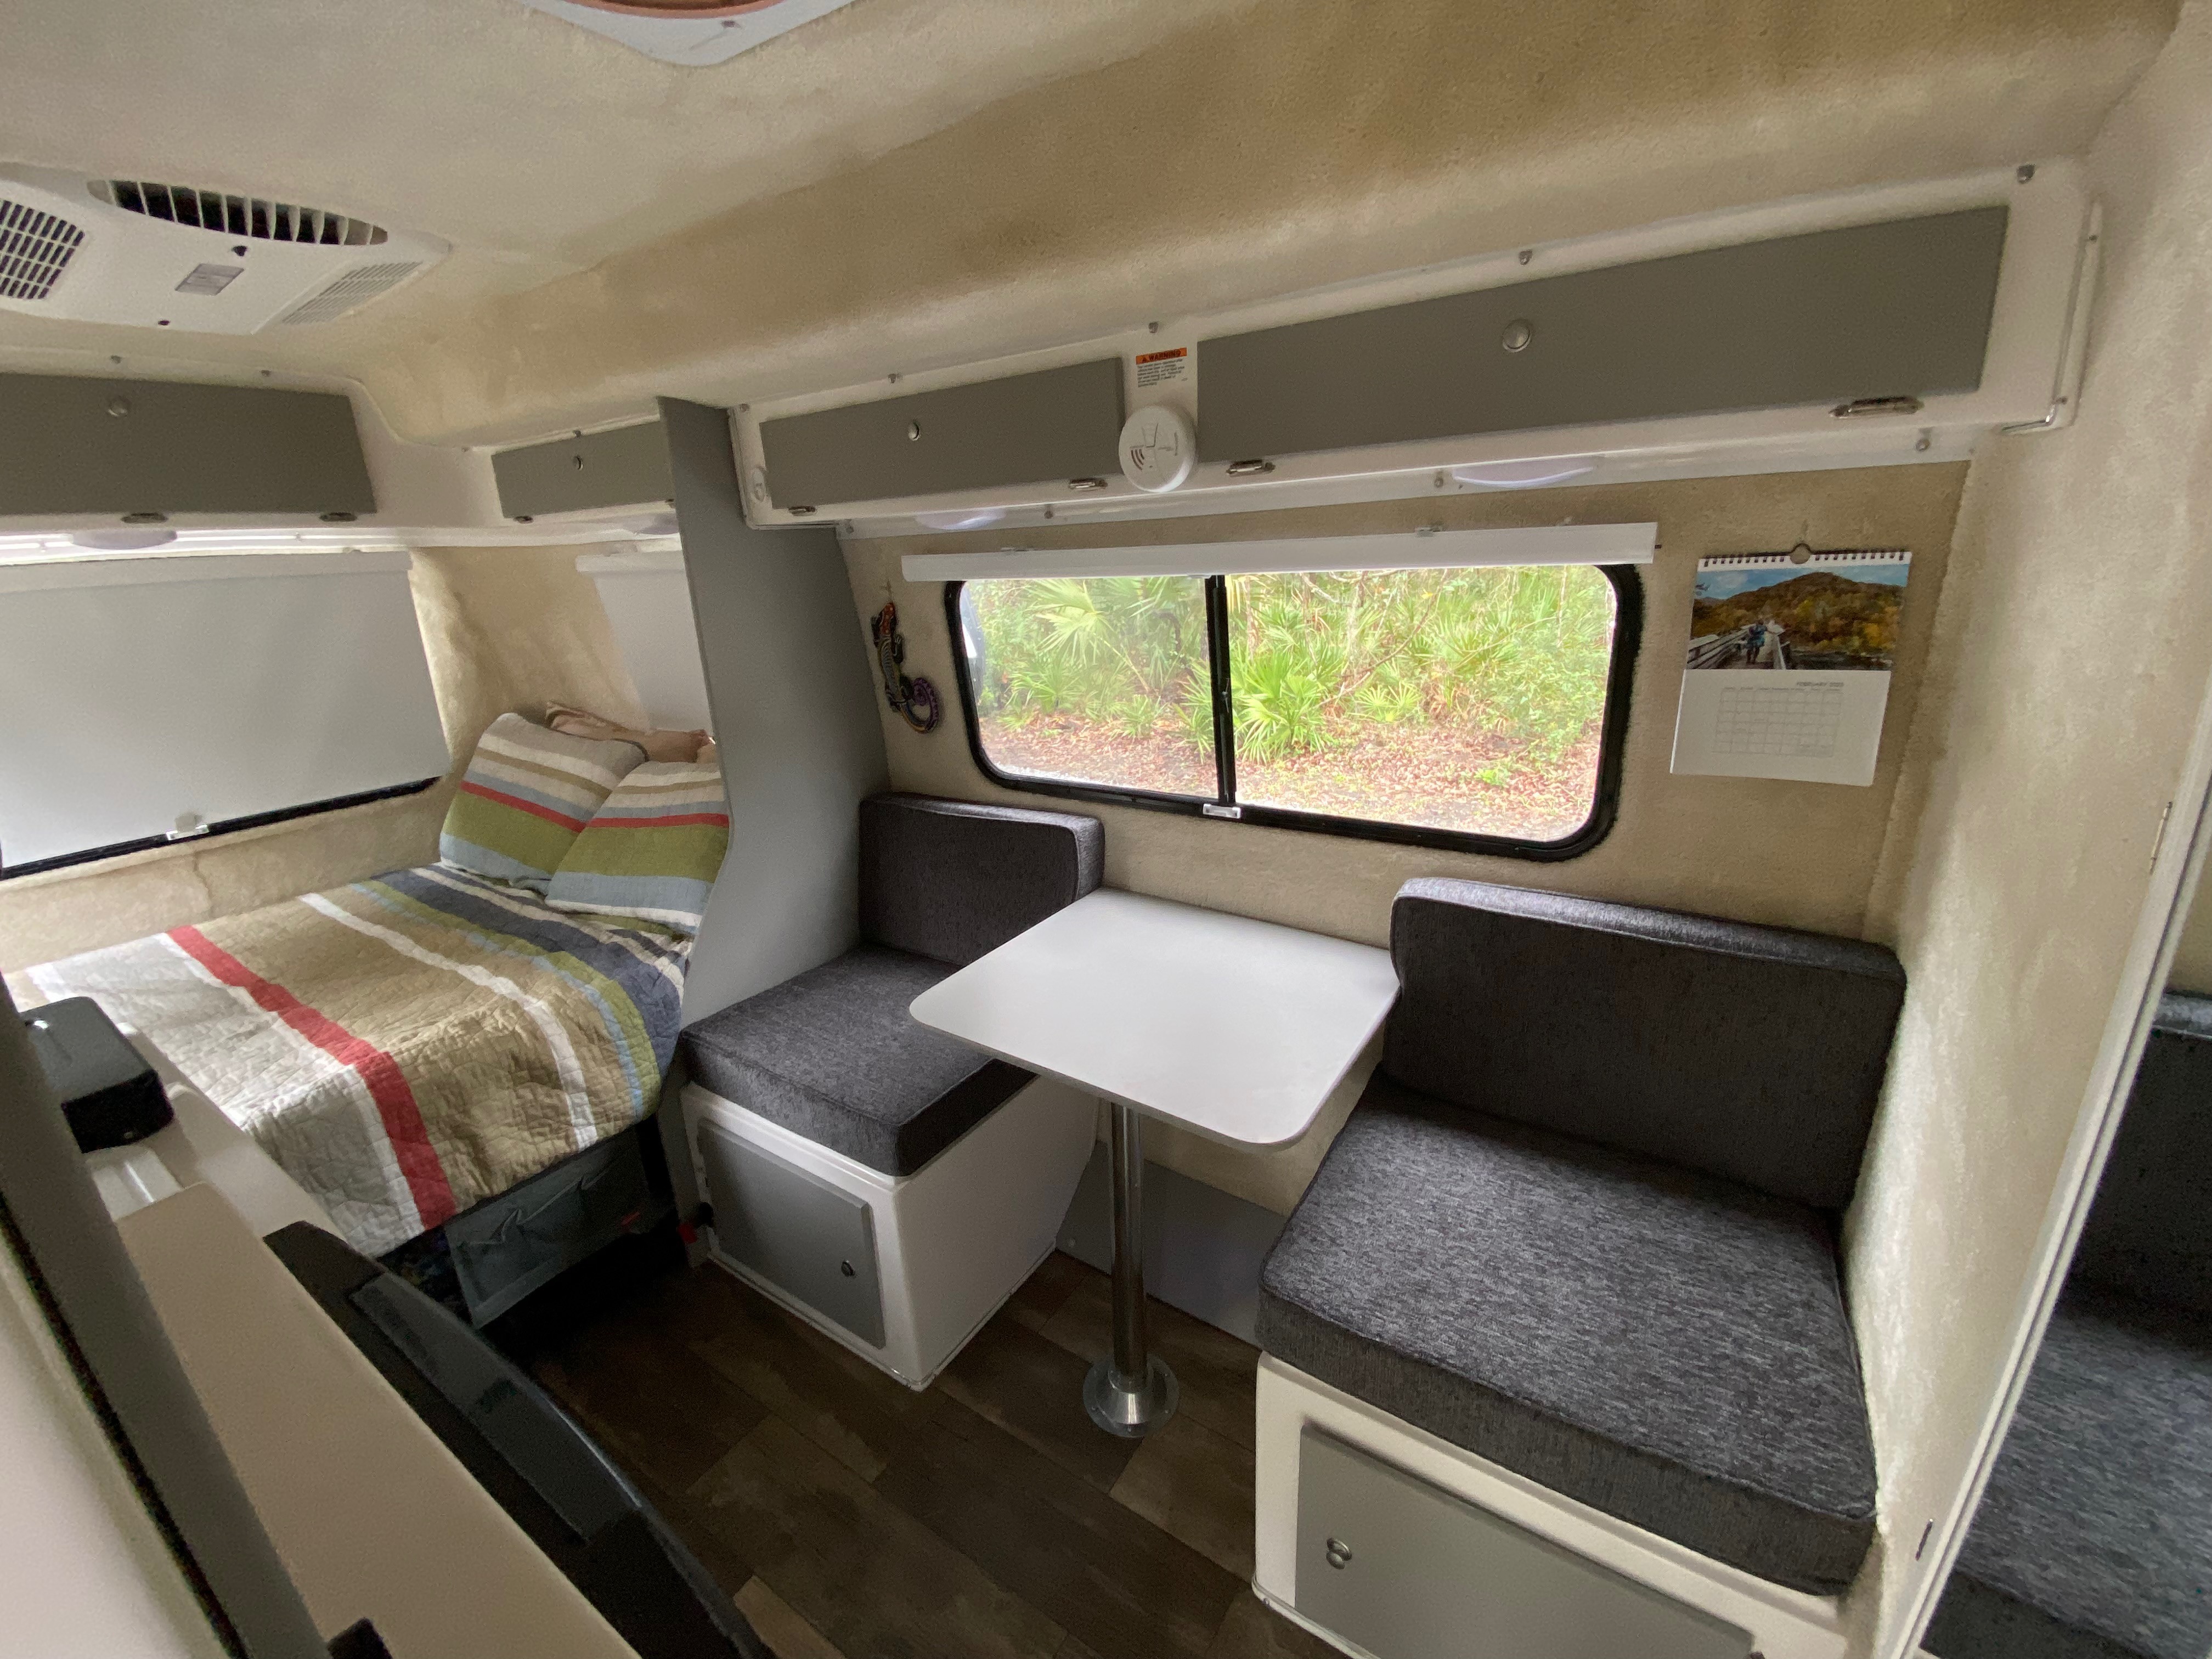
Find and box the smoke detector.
[0,166,448,335]
[513,0,861,66]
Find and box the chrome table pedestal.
[1081,1101,1177,1437]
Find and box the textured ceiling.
[0,0,1256,381]
[0,0,2179,447]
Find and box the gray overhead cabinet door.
[490,418,675,520]
[1197,206,2010,463]
[0,371,376,516]
[759,357,1125,509]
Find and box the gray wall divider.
[0,372,375,517]
[1197,207,2009,463]
[490,419,675,520]
[661,397,888,1026]
[759,357,1125,507]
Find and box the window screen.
[958,574,1217,800]
[0,550,450,873]
[951,562,1639,856]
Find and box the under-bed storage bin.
[696,1116,886,1347]
[447,1129,658,1322]
[1296,1429,1751,1659]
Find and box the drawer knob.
[840,1259,857,1278]
[1324,1537,1353,1570]
[907,420,922,442]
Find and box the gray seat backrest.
[2069,992,2212,1317]
[859,793,1103,967]
[1385,877,1905,1210]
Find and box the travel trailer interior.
[1,2,2209,1656]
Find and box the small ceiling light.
[1448,456,1600,490]
[70,528,178,551]
[511,0,864,67]
[915,507,1008,532]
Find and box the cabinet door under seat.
[696,1118,887,1348]
[1296,1429,1751,1659]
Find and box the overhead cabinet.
[733,170,2085,526]
[759,357,1124,509]
[0,372,375,517]
[490,417,674,519]
[1197,207,2010,463]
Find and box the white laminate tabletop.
[909,888,1398,1149]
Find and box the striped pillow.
[546,761,730,936]
[439,713,646,891]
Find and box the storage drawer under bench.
[1295,1428,1752,1659]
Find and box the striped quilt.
[7,866,687,1256]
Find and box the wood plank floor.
[528,1250,1336,1659]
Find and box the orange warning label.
[1134,347,1188,388]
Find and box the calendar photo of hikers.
[1686,550,1912,672]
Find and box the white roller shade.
[575,546,713,732]
[0,551,450,870]
[902,522,1656,583]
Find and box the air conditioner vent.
[276,261,422,326]
[0,198,86,301]
[89,179,390,247]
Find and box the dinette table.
[909,887,1398,1436]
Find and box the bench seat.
[1260,1074,1877,1597]
[682,944,1033,1177]
[1925,992,2212,1659]
[1258,877,1904,1607]
[679,793,1102,1180]
[1925,1287,2212,1659]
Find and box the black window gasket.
[0,777,442,882]
[941,563,1643,862]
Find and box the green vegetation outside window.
[946,562,1641,859]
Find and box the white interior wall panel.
[577,547,714,732]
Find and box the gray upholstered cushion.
[680,946,1033,1176]
[1384,877,1905,1209]
[1923,1286,2212,1659]
[1258,1075,1877,1596]
[859,794,1103,967]
[2070,993,2212,1318]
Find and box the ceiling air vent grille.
[276,261,422,326]
[89,179,390,247]
[0,198,86,301]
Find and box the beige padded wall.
[1844,8,2212,1651]
[406,544,648,758]
[0,544,642,973]
[847,464,1965,1212]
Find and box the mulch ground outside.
[980,716,1600,842]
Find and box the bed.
[7,862,689,1258]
